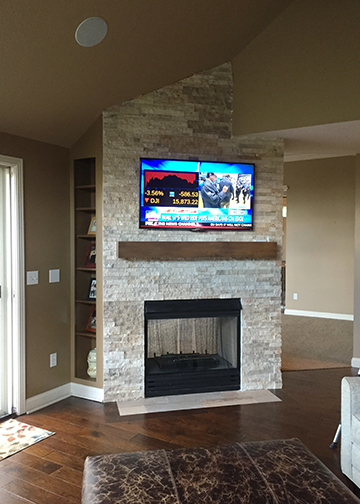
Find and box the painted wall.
[232,0,360,135]
[284,156,355,316]
[70,116,103,162]
[0,131,70,398]
[353,156,360,360]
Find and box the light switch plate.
[27,271,39,285]
[49,269,60,283]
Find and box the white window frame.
[0,155,25,415]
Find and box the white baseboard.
[25,383,104,414]
[351,358,360,369]
[26,383,72,414]
[284,309,354,321]
[71,382,104,402]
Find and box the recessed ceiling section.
[252,121,360,162]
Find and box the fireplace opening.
[145,298,241,397]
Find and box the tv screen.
[139,159,254,230]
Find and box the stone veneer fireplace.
[102,62,284,402]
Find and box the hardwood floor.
[0,367,358,503]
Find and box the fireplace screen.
[145,299,241,397]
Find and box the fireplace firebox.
[145,298,241,397]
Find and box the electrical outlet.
[49,269,60,283]
[293,293,298,300]
[50,353,57,367]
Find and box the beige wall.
[284,156,355,315]
[282,196,287,262]
[353,156,360,359]
[0,117,102,399]
[232,0,360,135]
[0,131,70,398]
[70,116,102,162]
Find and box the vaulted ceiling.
[0,0,293,148]
[5,0,358,161]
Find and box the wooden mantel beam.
[117,241,277,261]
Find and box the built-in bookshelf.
[72,158,98,384]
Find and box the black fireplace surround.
[145,298,241,397]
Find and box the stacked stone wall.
[102,62,284,401]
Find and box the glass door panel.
[0,166,12,418]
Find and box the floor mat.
[0,418,55,461]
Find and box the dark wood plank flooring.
[0,367,358,503]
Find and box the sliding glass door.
[0,165,12,418]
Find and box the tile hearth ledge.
[117,241,277,260]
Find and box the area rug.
[0,418,55,460]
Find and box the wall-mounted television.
[139,159,255,230]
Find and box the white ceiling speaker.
[75,17,108,47]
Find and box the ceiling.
[251,121,360,163]
[0,0,293,148]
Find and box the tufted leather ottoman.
[82,438,360,503]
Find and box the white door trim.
[0,155,25,415]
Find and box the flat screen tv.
[139,159,255,230]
